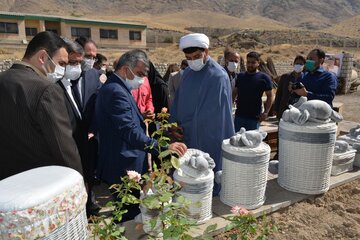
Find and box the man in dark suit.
[57,38,101,216]
[74,36,101,130]
[95,49,187,221]
[0,31,82,180]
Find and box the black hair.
[180,59,188,67]
[62,37,84,56]
[311,48,326,59]
[95,53,107,64]
[182,47,205,54]
[293,55,306,64]
[74,36,97,48]
[224,47,238,60]
[246,51,260,61]
[116,49,148,71]
[23,31,67,59]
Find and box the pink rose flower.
[239,208,249,215]
[230,205,249,215]
[230,205,242,214]
[127,170,142,182]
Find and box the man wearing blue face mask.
[294,48,338,107]
[170,33,235,196]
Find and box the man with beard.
[233,51,273,131]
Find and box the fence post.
[155,34,158,48]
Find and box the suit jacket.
[0,62,82,180]
[95,74,156,184]
[57,80,90,180]
[81,68,102,132]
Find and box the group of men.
[0,30,338,221]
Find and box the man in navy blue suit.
[95,49,187,221]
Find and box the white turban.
[179,33,209,50]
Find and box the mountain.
[324,15,360,38]
[1,0,360,31]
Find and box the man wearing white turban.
[170,33,235,195]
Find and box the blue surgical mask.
[305,60,316,72]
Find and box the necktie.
[71,79,83,110]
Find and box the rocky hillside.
[1,0,360,30]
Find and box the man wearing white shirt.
[57,38,100,216]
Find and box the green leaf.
[158,138,169,147]
[225,222,237,231]
[170,155,180,169]
[229,233,238,240]
[204,223,218,234]
[149,218,158,230]
[159,191,172,202]
[158,149,173,159]
[111,230,121,236]
[142,195,161,209]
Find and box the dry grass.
[101,10,291,32]
[0,48,24,60]
[323,15,360,38]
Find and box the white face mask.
[101,66,107,72]
[293,64,304,73]
[227,61,238,72]
[64,64,82,81]
[126,67,144,90]
[82,57,95,71]
[187,58,205,71]
[43,53,65,83]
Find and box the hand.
[142,110,155,120]
[259,112,268,122]
[168,142,187,157]
[293,87,308,97]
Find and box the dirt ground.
[215,90,360,240]
[265,91,360,240]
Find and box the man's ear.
[204,48,209,55]
[38,49,48,65]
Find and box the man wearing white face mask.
[74,36,101,125]
[58,38,101,216]
[95,49,187,221]
[170,33,235,196]
[0,31,83,180]
[223,47,245,92]
[274,55,306,120]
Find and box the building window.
[71,27,91,38]
[25,27,38,36]
[46,29,58,34]
[0,22,19,34]
[100,29,118,39]
[129,30,141,41]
